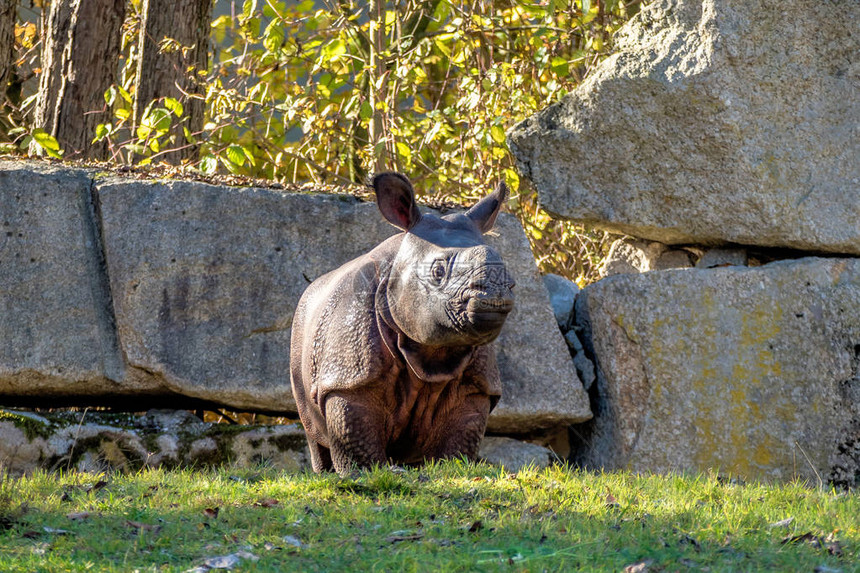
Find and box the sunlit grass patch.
[0,462,856,572]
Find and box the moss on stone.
[1,409,311,472]
[183,435,233,467]
[202,423,254,438]
[0,410,55,440]
[271,432,306,452]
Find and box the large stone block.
[508,0,860,254]
[97,178,590,431]
[97,179,392,413]
[0,161,127,398]
[485,214,592,431]
[574,258,860,483]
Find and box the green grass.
[0,462,858,572]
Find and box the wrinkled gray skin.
[290,173,515,475]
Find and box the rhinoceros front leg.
[325,392,388,475]
[306,437,334,473]
[428,394,492,462]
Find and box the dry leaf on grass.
[87,480,108,493]
[125,520,162,534]
[605,489,619,508]
[203,507,219,519]
[824,533,844,557]
[782,532,820,547]
[679,533,701,551]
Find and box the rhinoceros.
[290,172,515,474]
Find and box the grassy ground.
[0,462,857,572]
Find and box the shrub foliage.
[5,0,640,282]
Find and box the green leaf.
[241,0,257,20]
[115,108,130,122]
[321,38,346,62]
[433,35,454,57]
[104,86,117,107]
[219,154,241,174]
[93,123,110,143]
[395,141,411,162]
[141,107,172,136]
[520,4,548,18]
[211,14,233,31]
[32,129,63,158]
[490,125,506,145]
[199,156,218,175]
[164,97,184,118]
[359,101,373,120]
[263,20,285,51]
[33,130,60,151]
[241,144,256,167]
[117,86,133,105]
[550,56,569,76]
[582,1,598,23]
[503,168,520,191]
[226,144,246,166]
[136,125,151,141]
[240,16,261,38]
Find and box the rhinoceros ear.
[466,181,508,233]
[373,172,421,231]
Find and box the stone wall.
[0,160,590,436]
[0,408,556,475]
[3,0,858,483]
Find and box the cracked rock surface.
[573,257,860,483]
[508,0,860,254]
[0,160,589,433]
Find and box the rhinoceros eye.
[430,259,447,283]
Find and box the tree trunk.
[368,0,388,173]
[133,0,211,164]
[34,0,125,159]
[0,0,15,108]
[34,0,72,144]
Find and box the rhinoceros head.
[373,172,515,348]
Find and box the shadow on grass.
[0,462,856,572]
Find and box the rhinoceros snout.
[463,284,514,340]
[463,257,515,326]
[467,291,514,314]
